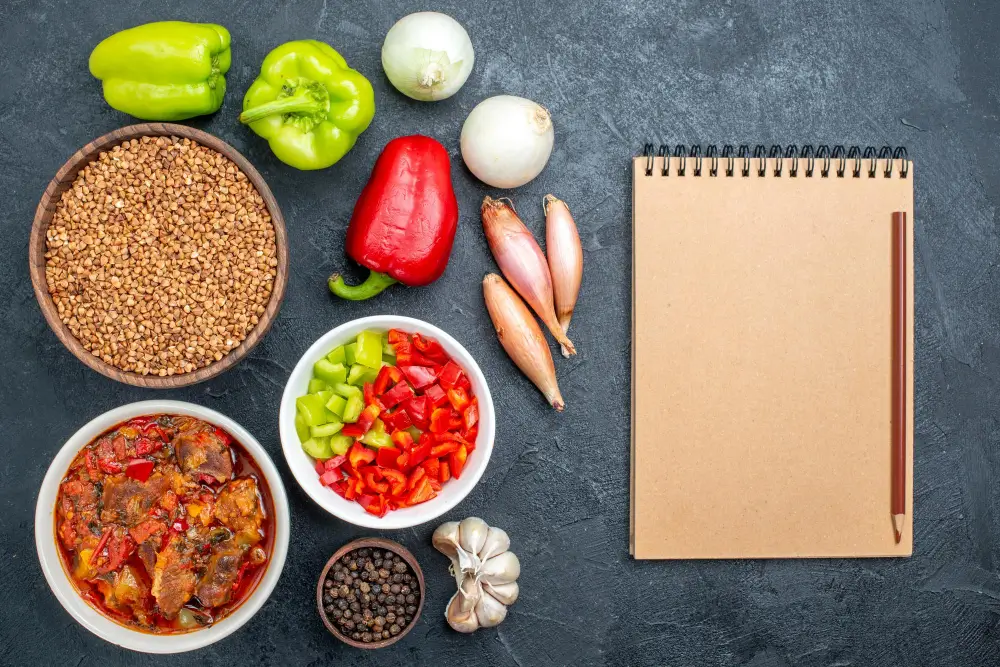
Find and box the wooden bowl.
[28,123,288,388]
[317,537,425,649]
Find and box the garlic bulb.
[434,517,520,633]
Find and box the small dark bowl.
[317,537,425,649]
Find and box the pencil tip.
[892,514,903,544]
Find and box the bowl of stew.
[34,400,290,653]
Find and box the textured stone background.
[1,0,998,665]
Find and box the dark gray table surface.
[2,0,998,665]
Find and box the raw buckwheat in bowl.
[28,123,288,388]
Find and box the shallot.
[483,274,565,411]
[543,195,583,357]
[481,196,576,355]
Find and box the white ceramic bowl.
[280,316,495,529]
[35,400,291,654]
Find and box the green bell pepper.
[239,40,375,170]
[89,21,231,121]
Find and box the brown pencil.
[891,212,907,543]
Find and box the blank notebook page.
[630,155,913,559]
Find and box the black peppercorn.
[382,630,390,639]
[333,571,345,582]
[405,594,416,604]
[337,599,348,610]
[343,609,352,619]
[371,584,381,594]
[324,604,334,614]
[386,612,396,624]
[324,579,334,589]
[352,631,362,641]
[377,605,388,616]
[339,584,349,597]
[378,568,391,579]
[393,562,407,573]
[385,595,396,604]
[362,632,372,642]
[406,604,416,614]
[343,619,355,630]
[390,624,400,635]
[400,585,410,595]
[350,601,360,612]
[359,582,370,594]
[323,593,333,605]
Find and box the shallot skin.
[481,197,576,355]
[543,195,583,358]
[483,274,565,411]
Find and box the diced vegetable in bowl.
[294,328,480,518]
[279,316,495,529]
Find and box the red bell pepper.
[463,400,478,432]
[427,477,442,492]
[125,458,155,483]
[429,407,452,434]
[436,361,463,389]
[381,407,412,432]
[406,477,435,505]
[391,430,414,450]
[358,493,388,517]
[449,445,468,479]
[408,438,432,468]
[329,136,459,300]
[381,380,414,410]
[325,455,347,471]
[407,466,426,490]
[319,470,342,486]
[447,387,471,412]
[364,470,390,494]
[423,382,448,407]
[404,395,432,429]
[422,457,440,479]
[376,447,402,469]
[342,404,381,438]
[411,333,450,364]
[440,461,451,483]
[315,459,326,475]
[348,442,375,469]
[381,468,408,496]
[399,365,438,389]
[330,480,348,497]
[388,329,409,345]
[374,365,403,395]
[430,441,459,458]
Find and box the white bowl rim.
[34,400,291,654]
[279,315,496,529]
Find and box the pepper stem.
[239,97,324,124]
[328,270,398,301]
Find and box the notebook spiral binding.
[641,144,909,179]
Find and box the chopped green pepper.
[324,393,347,417]
[310,422,344,438]
[348,363,381,386]
[342,394,364,423]
[329,434,353,456]
[314,359,348,386]
[332,383,362,399]
[302,436,333,459]
[296,394,333,426]
[355,330,383,369]
[239,40,375,170]
[361,418,393,448]
[295,413,311,443]
[345,342,358,366]
[326,345,346,365]
[308,378,329,394]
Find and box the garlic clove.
[478,526,510,562]
[474,588,509,628]
[446,589,481,633]
[432,521,462,559]
[457,572,482,614]
[458,517,489,556]
[479,550,520,585]
[483,580,519,606]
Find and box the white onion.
[461,95,554,188]
[381,12,475,101]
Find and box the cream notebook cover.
[630,146,914,559]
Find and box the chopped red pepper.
[411,333,450,363]
[358,493,388,517]
[364,470,390,494]
[374,365,403,395]
[213,427,233,446]
[423,382,448,407]
[388,329,410,345]
[90,529,112,565]
[427,477,442,492]
[97,458,123,475]
[125,458,155,483]
[429,407,452,434]
[456,374,471,391]
[407,477,436,505]
[357,404,381,432]
[404,394,432,429]
[430,441,460,458]
[330,480,348,497]
[348,442,375,469]
[449,446,468,479]
[422,457,440,479]
[315,459,327,475]
[325,455,347,471]
[376,447,402,469]
[381,468,408,496]
[319,470,342,486]
[340,423,367,438]
[134,437,156,456]
[381,379,414,409]
[447,387,471,412]
[99,530,136,574]
[408,439,432,468]
[381,407,412,432]
[464,428,479,451]
[407,466,426,490]
[436,361,463,389]
[463,400,479,431]
[399,365,439,389]
[171,517,188,533]
[345,478,362,500]
[391,335,413,356]
[440,461,451,483]
[396,450,411,471]
[391,430,414,450]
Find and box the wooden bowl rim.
[28,122,288,388]
[316,537,426,650]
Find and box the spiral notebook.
[630,145,914,559]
